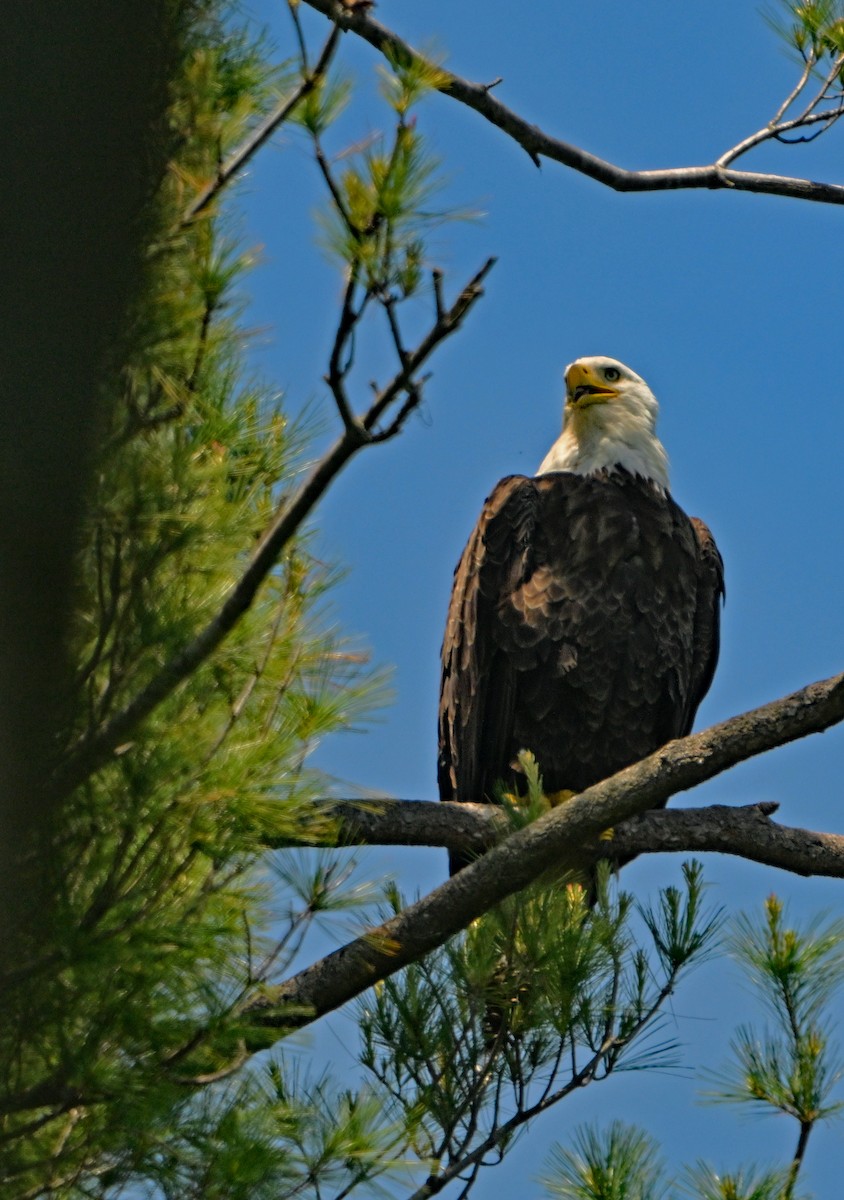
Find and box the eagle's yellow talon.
[599,826,615,841]
[546,788,577,808]
[502,790,526,807]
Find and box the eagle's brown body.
[438,468,723,870]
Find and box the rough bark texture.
[301,0,844,206]
[243,670,844,1039]
[277,798,844,883]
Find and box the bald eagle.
[438,356,724,873]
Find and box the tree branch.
[243,669,844,1039]
[52,259,494,798]
[717,102,844,166]
[289,797,506,852]
[301,0,844,206]
[180,24,341,228]
[272,796,844,882]
[361,258,496,437]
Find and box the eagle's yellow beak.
[565,362,619,409]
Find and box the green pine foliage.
[358,864,721,1193]
[701,897,844,1195]
[767,0,844,66]
[0,6,381,1196]
[301,43,464,304]
[787,2,844,55]
[5,4,844,1198]
[679,1162,800,1200]
[539,897,844,1200]
[539,1122,670,1200]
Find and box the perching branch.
[270,796,844,882]
[243,668,844,1039]
[301,0,844,206]
[53,258,494,799]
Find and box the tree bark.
[243,670,844,1039]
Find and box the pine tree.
[1,7,381,1193]
[4,3,844,1198]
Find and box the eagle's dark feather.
[438,469,724,873]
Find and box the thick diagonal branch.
[301,0,844,206]
[244,669,844,1038]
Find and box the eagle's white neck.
[537,395,670,489]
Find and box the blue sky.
[236,1,844,1193]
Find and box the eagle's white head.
[537,355,669,489]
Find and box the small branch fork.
[243,668,844,1038]
[301,0,844,205]
[307,69,495,445]
[329,257,496,445]
[716,43,844,168]
[52,257,495,799]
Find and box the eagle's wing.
[438,476,724,874]
[684,516,725,734]
[438,475,538,819]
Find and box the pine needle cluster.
[358,863,721,1195]
[538,897,844,1200]
[0,6,381,1195]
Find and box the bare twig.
[432,268,446,321]
[180,25,341,228]
[325,271,366,431]
[786,1120,814,1200]
[165,1044,250,1087]
[52,259,494,798]
[242,669,844,1038]
[361,257,496,436]
[287,0,311,71]
[717,103,844,168]
[300,0,844,205]
[383,295,410,370]
[775,51,817,123]
[313,134,358,234]
[800,52,844,121]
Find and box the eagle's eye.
[603,366,621,382]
